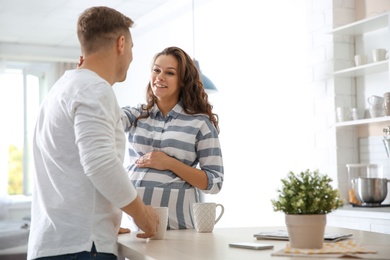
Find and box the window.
[0,65,45,197]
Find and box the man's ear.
[117,35,125,55]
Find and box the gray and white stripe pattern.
[122,101,224,229]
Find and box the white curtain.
[0,132,9,220]
[0,69,9,219]
[57,62,77,78]
[0,61,75,221]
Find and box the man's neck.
[79,52,116,86]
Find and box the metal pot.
[353,177,389,206]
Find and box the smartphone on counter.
[229,242,274,250]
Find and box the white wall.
[115,0,314,228]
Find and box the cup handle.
[214,204,224,224]
[367,96,372,104]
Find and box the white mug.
[367,95,384,105]
[367,95,384,118]
[369,107,384,118]
[150,207,169,240]
[372,48,388,62]
[192,202,224,233]
[350,107,364,120]
[354,54,367,66]
[336,107,351,122]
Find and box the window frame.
[3,61,51,198]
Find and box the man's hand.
[121,197,159,239]
[134,205,160,239]
[118,227,131,234]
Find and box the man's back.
[29,69,134,259]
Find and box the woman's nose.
[156,73,164,80]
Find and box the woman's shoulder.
[122,103,146,113]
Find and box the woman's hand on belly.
[135,151,172,171]
[136,151,208,190]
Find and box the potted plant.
[271,169,344,249]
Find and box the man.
[27,6,159,260]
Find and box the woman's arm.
[122,105,141,132]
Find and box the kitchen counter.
[335,204,390,216]
[0,220,30,260]
[117,226,390,260]
[327,205,390,234]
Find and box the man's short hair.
[77,6,134,54]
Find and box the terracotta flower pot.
[285,214,326,249]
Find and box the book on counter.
[253,230,353,242]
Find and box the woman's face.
[150,54,180,102]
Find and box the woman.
[122,46,224,230]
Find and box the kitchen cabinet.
[330,12,390,216]
[327,205,390,235]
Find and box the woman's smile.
[154,83,167,88]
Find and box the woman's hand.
[136,151,208,190]
[135,151,171,171]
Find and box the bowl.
[353,177,389,206]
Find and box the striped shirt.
[122,101,224,229]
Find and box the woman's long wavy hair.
[135,46,219,133]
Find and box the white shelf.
[335,116,390,127]
[334,60,389,77]
[330,10,390,235]
[332,12,390,35]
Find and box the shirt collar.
[151,101,183,119]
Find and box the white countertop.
[331,204,390,219]
[0,220,29,257]
[0,220,29,250]
[117,226,390,260]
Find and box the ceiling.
[0,0,171,49]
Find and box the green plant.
[271,169,344,214]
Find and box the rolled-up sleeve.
[197,121,224,194]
